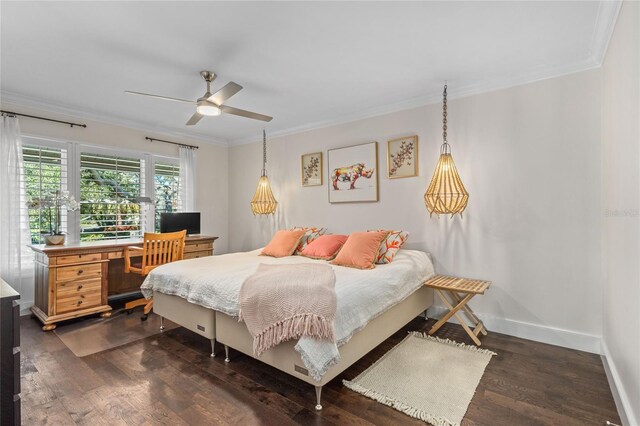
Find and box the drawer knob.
[78,270,84,274]
[77,285,83,290]
[77,300,83,305]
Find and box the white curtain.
[179,146,196,212]
[0,116,32,296]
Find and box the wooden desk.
[29,235,218,330]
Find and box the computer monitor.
[160,212,201,235]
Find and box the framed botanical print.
[387,135,418,178]
[301,152,323,187]
[327,141,378,203]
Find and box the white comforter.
[141,249,435,380]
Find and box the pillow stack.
[260,228,409,268]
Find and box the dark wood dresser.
[0,278,20,425]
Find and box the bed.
[142,248,435,410]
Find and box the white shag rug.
[343,332,496,426]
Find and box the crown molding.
[231,55,601,146]
[0,90,230,147]
[589,0,622,66]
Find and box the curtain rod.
[145,136,199,150]
[0,110,87,128]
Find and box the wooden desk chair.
[123,230,186,320]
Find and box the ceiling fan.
[125,70,273,126]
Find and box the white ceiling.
[1,1,620,145]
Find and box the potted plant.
[27,190,79,245]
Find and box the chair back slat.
[140,230,187,273]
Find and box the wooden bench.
[425,275,491,345]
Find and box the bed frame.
[153,286,433,410]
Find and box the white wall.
[601,1,640,424]
[229,69,603,353]
[0,102,229,310]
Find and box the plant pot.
[44,234,65,246]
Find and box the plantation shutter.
[153,162,181,232]
[79,152,146,241]
[22,144,68,244]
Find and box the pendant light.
[424,83,469,218]
[250,129,278,215]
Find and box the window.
[22,144,68,244]
[79,152,146,241]
[20,139,185,243]
[154,161,181,231]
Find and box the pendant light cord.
[262,129,267,177]
[441,83,451,155]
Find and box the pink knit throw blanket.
[239,263,337,357]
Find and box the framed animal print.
[387,135,418,178]
[301,152,323,187]
[327,142,378,203]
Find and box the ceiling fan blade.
[125,91,195,104]
[185,112,203,126]
[208,82,243,105]
[220,105,273,122]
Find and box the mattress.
[141,248,435,379]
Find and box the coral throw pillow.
[372,230,409,264]
[300,234,348,260]
[331,231,389,269]
[291,226,327,254]
[260,229,307,258]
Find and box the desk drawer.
[56,291,102,314]
[56,263,102,283]
[183,250,213,260]
[184,242,212,253]
[57,278,102,299]
[56,253,102,265]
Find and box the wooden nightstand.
[425,275,491,346]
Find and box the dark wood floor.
[20,313,620,425]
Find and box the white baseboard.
[426,305,601,354]
[601,340,636,426]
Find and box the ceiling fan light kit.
[424,82,469,218]
[125,70,272,126]
[196,101,221,116]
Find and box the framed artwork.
[301,152,323,187]
[327,141,378,203]
[387,135,418,179]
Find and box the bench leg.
[429,290,475,335]
[450,292,487,336]
[431,290,483,345]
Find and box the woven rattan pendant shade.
[251,174,277,215]
[424,83,469,218]
[250,130,277,215]
[424,149,469,217]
